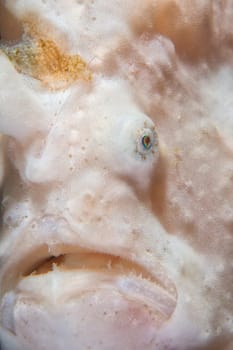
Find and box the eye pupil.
[142,135,152,150]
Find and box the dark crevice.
[23,251,159,284]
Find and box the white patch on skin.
[199,66,233,149]
[0,54,49,142]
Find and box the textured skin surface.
[0,1,233,349]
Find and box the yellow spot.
[1,37,91,90]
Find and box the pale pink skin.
[0,1,233,350]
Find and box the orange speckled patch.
[1,37,91,90]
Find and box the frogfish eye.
[142,135,152,150]
[136,126,159,158]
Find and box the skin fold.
[0,1,232,349]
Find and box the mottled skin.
[0,1,233,350]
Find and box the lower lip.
[3,289,161,350]
[0,268,177,350]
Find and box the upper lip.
[0,240,177,300]
[0,242,165,289]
